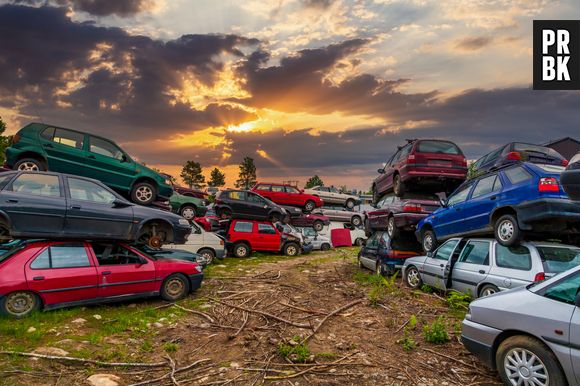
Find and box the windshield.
[303,228,316,237]
[537,246,580,273]
[0,241,28,264]
[513,143,562,158]
[417,140,461,155]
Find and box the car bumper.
[516,198,580,229]
[188,273,204,292]
[394,213,429,229]
[461,319,502,369]
[561,168,580,201]
[302,243,314,254]
[216,247,226,259]
[403,165,467,180]
[173,225,193,244]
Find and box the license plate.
[428,160,452,166]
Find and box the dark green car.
[5,123,173,205]
[170,192,207,221]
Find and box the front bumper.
[561,168,580,201]
[394,213,429,229]
[173,224,193,244]
[516,198,580,231]
[215,247,226,259]
[302,243,314,254]
[461,318,502,369]
[188,272,204,292]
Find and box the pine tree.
[234,156,257,189]
[305,175,324,189]
[208,167,226,187]
[180,161,206,188]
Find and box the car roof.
[26,122,122,145]
[3,170,112,186]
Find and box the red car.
[372,139,467,202]
[225,219,302,258]
[290,213,330,231]
[366,193,440,238]
[0,240,203,318]
[194,208,220,232]
[251,183,323,212]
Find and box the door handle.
[101,271,111,276]
[70,205,81,209]
[6,199,18,203]
[33,276,44,281]
[490,196,497,201]
[43,143,53,148]
[440,264,444,267]
[478,270,486,274]
[455,208,461,212]
[87,155,96,159]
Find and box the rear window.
[233,221,253,233]
[401,193,439,201]
[495,245,532,270]
[537,246,580,274]
[226,191,246,200]
[380,233,421,252]
[503,166,532,185]
[416,140,461,155]
[513,143,562,159]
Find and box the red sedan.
[290,212,330,231]
[0,240,203,318]
[252,182,323,212]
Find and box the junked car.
[251,182,323,212]
[279,223,314,254]
[320,222,367,246]
[403,237,580,298]
[225,219,302,258]
[298,227,332,251]
[561,151,580,201]
[358,231,421,276]
[461,265,580,386]
[313,207,365,227]
[169,191,207,221]
[164,221,226,263]
[303,185,361,209]
[215,189,288,223]
[194,207,220,232]
[134,244,209,269]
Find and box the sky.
[0,0,579,190]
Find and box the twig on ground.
[165,356,180,386]
[129,358,211,386]
[0,351,167,367]
[422,348,485,373]
[230,311,249,339]
[209,298,311,328]
[302,298,365,342]
[172,304,215,323]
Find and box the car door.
[493,243,534,289]
[64,176,135,239]
[268,185,285,204]
[246,192,270,219]
[227,191,248,216]
[461,174,502,232]
[571,307,580,383]
[25,243,98,305]
[83,136,136,191]
[256,223,279,250]
[433,182,473,238]
[421,238,460,289]
[38,127,87,175]
[2,173,66,235]
[91,243,156,298]
[284,186,302,206]
[450,240,491,297]
[378,151,400,193]
[361,233,379,270]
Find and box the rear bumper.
[402,165,467,181]
[516,198,580,230]
[561,168,580,201]
[188,273,204,292]
[394,213,429,229]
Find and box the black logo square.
[533,20,580,90]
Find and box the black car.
[214,189,288,222]
[0,171,191,247]
[134,244,209,268]
[561,152,580,201]
[357,231,421,276]
[472,142,568,176]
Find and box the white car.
[299,227,333,251]
[319,222,367,246]
[165,222,226,263]
[304,186,361,209]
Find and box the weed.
[397,315,418,351]
[446,291,471,311]
[423,317,449,344]
[354,271,399,305]
[316,352,338,359]
[277,336,310,363]
[140,341,153,352]
[163,342,179,353]
[420,284,434,293]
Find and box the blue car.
[416,162,580,252]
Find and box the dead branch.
[209,298,311,328]
[172,304,215,323]
[165,356,180,386]
[279,302,327,315]
[422,348,486,374]
[302,298,365,342]
[129,358,211,386]
[0,351,167,367]
[230,311,249,339]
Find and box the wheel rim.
[148,236,162,249]
[353,217,361,226]
[481,287,496,297]
[165,278,185,298]
[305,202,314,211]
[423,234,433,251]
[504,348,549,386]
[201,251,213,262]
[498,220,515,242]
[136,186,153,203]
[286,245,297,255]
[347,200,354,209]
[6,292,35,316]
[407,268,420,287]
[387,218,395,236]
[236,246,247,257]
[181,207,195,220]
[314,222,322,231]
[18,162,39,171]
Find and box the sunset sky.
[1,0,580,190]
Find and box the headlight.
[164,179,172,185]
[179,218,190,226]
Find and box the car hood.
[402,255,428,267]
[468,286,535,326]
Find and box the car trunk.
[513,143,567,167]
[412,140,465,169]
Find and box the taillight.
[403,203,422,212]
[507,151,522,161]
[407,154,416,164]
[462,158,468,167]
[534,272,546,282]
[11,133,21,145]
[561,159,569,167]
[538,177,559,192]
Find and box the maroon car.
[290,212,330,232]
[366,193,440,238]
[372,139,467,202]
[160,173,209,200]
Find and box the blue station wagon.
[416,162,580,252]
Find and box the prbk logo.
[533,20,580,90]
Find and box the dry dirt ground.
[0,248,503,385]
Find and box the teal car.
[170,192,207,221]
[5,123,173,205]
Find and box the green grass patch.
[423,317,450,344]
[277,336,311,363]
[353,271,399,305]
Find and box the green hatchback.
[5,123,173,205]
[170,192,208,221]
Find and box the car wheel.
[346,199,355,209]
[14,158,46,172]
[313,220,324,232]
[160,274,190,301]
[351,215,362,227]
[393,175,405,197]
[404,266,423,289]
[478,284,499,298]
[355,237,365,246]
[496,336,566,386]
[198,248,215,264]
[1,291,40,318]
[131,181,157,205]
[269,212,281,223]
[422,230,437,252]
[372,185,380,205]
[218,209,232,220]
[495,214,522,247]
[375,262,383,276]
[387,216,399,239]
[304,200,316,212]
[284,242,300,256]
[233,242,250,258]
[321,243,331,251]
[180,205,197,221]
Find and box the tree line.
[180,156,258,190]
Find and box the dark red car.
[372,139,467,202]
[252,182,323,212]
[194,208,220,232]
[365,193,440,238]
[290,212,330,231]
[225,219,302,258]
[0,240,203,318]
[160,173,209,200]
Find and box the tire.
[218,208,232,220]
[180,205,197,221]
[269,212,281,223]
[375,262,383,276]
[304,200,316,213]
[0,291,41,318]
[313,220,324,232]
[233,242,250,258]
[404,266,423,289]
[321,243,331,251]
[14,158,46,172]
[283,242,300,256]
[355,238,365,246]
[422,230,437,252]
[131,181,157,205]
[197,248,215,264]
[160,274,190,301]
[494,214,522,247]
[393,174,405,197]
[345,199,355,209]
[478,284,500,298]
[351,215,362,227]
[372,185,380,205]
[496,336,566,386]
[386,216,399,239]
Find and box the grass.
[277,336,311,363]
[353,271,399,305]
[423,317,450,344]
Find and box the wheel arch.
[14,152,47,167]
[491,330,559,371]
[490,206,517,224]
[131,176,159,192]
[476,282,499,297]
[197,246,216,255]
[135,218,174,243]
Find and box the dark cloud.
[300,0,335,10]
[14,0,154,17]
[454,36,493,51]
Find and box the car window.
[228,191,246,200]
[542,271,580,305]
[513,143,563,159]
[458,241,490,265]
[493,175,503,191]
[447,183,472,206]
[233,221,253,233]
[255,184,270,191]
[536,246,580,274]
[504,166,532,185]
[40,127,55,140]
[484,146,504,164]
[247,193,265,204]
[68,178,116,203]
[285,186,300,193]
[416,140,461,155]
[258,224,276,234]
[53,128,84,149]
[434,239,459,261]
[89,137,124,160]
[397,144,412,160]
[10,173,61,197]
[471,175,499,199]
[92,244,143,265]
[366,233,379,247]
[31,244,91,269]
[271,185,285,192]
[388,150,400,166]
[495,245,532,270]
[0,173,15,189]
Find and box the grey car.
[461,265,580,385]
[402,237,580,298]
[303,186,361,209]
[313,207,365,227]
[298,227,332,251]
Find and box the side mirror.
[121,154,129,163]
[377,168,384,174]
[439,198,447,208]
[427,251,433,257]
[575,291,580,307]
[113,199,132,208]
